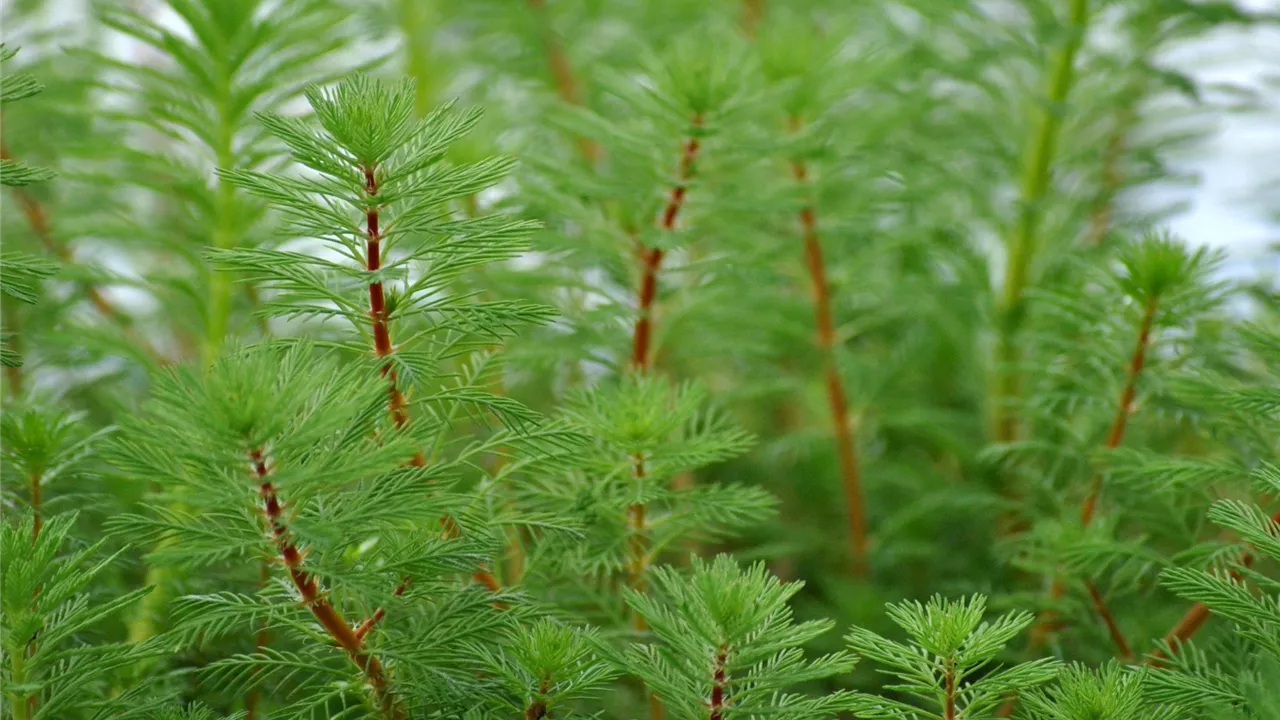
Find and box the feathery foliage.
[1,1,1278,719]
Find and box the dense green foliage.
[1,0,1278,718]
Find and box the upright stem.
[1148,506,1280,665]
[399,0,439,118]
[1081,295,1157,524]
[28,471,42,542]
[709,646,729,720]
[991,0,1091,443]
[942,657,957,720]
[362,164,426,467]
[524,677,552,720]
[626,455,664,720]
[9,646,31,720]
[526,0,598,163]
[627,456,650,625]
[252,449,402,717]
[204,105,238,366]
[1027,296,1155,663]
[791,143,867,576]
[14,470,45,718]
[631,115,703,372]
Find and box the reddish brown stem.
[363,170,499,602]
[1081,295,1157,524]
[523,676,553,720]
[1086,580,1133,659]
[630,116,702,372]
[709,646,728,720]
[354,579,409,642]
[1016,296,1159,713]
[363,166,420,465]
[1147,506,1280,665]
[791,151,867,575]
[252,450,402,717]
[631,247,664,371]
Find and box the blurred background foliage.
[2,0,1279,713]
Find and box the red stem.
[354,579,410,642]
[1086,581,1133,660]
[1015,294,1159,713]
[630,115,703,372]
[1080,295,1157,524]
[252,449,402,717]
[363,169,503,598]
[1148,506,1280,664]
[709,646,728,720]
[791,149,867,576]
[363,166,421,465]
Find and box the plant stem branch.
[526,0,599,163]
[362,165,426,467]
[204,106,238,366]
[943,657,957,720]
[1086,580,1133,659]
[709,646,728,720]
[252,449,403,717]
[791,144,867,576]
[631,115,703,372]
[354,579,410,642]
[627,456,650,624]
[991,0,1091,443]
[1081,295,1157,523]
[1017,292,1155,712]
[29,471,42,542]
[1148,506,1280,665]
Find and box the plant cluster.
[2,1,1279,719]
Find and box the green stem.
[203,103,238,366]
[400,0,438,117]
[991,0,1091,443]
[10,642,30,720]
